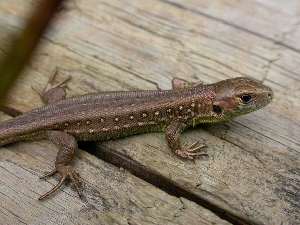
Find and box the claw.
[51,75,71,90]
[38,166,82,200]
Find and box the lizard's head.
[211,77,273,121]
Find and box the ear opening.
[212,104,223,114]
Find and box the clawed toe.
[184,141,206,149]
[185,141,206,153]
[187,145,206,153]
[187,141,200,149]
[176,141,208,160]
[69,171,83,198]
[38,166,82,200]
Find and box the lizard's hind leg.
[38,130,82,200]
[32,68,71,104]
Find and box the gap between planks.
[80,141,256,225]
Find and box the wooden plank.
[160,0,300,50]
[0,112,232,225]
[0,0,299,225]
[1,0,299,112]
[95,121,299,225]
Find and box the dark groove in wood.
[80,141,257,225]
[113,14,184,46]
[190,51,251,77]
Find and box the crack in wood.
[80,141,257,225]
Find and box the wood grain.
[0,112,232,225]
[0,0,299,225]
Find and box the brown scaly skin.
[0,73,273,200]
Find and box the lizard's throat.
[190,114,230,127]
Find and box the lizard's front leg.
[39,130,82,200]
[165,120,207,160]
[154,77,203,90]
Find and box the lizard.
[0,73,273,200]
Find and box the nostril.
[268,92,273,99]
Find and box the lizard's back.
[0,85,212,145]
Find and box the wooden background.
[0,1,299,225]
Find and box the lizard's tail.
[0,115,45,147]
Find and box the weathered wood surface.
[0,0,299,225]
[0,114,232,225]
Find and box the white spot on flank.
[179,106,183,110]
[167,109,172,113]
[115,117,119,122]
[89,129,94,134]
[102,128,108,131]
[155,111,160,116]
[130,115,134,120]
[138,122,144,126]
[100,118,104,122]
[191,103,195,107]
[86,120,91,125]
[64,122,69,127]
[142,113,147,118]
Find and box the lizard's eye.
[240,94,252,104]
